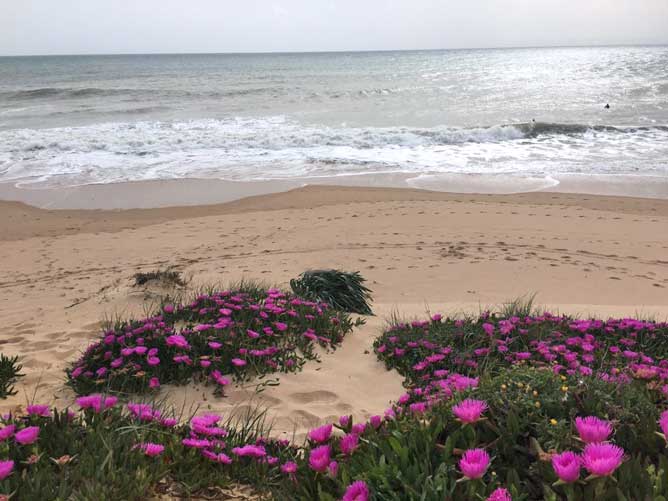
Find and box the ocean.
[0,46,667,191]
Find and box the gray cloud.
[1,0,667,56]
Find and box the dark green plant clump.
[0,354,23,399]
[133,269,187,287]
[290,269,373,315]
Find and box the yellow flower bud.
[535,401,541,408]
[550,419,558,425]
[561,386,568,392]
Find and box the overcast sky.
[1,0,667,56]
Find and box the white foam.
[1,116,667,188]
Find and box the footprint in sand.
[289,390,339,405]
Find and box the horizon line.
[1,42,667,58]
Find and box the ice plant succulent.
[581,443,624,477]
[459,448,491,480]
[487,488,512,501]
[574,416,613,443]
[14,426,40,445]
[342,480,370,501]
[551,451,581,483]
[452,399,488,424]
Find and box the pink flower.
[149,377,160,389]
[308,445,331,472]
[459,448,490,479]
[342,480,370,501]
[201,450,232,464]
[147,356,160,366]
[15,426,40,445]
[163,304,175,314]
[232,444,266,457]
[452,399,487,424]
[0,460,14,481]
[327,460,338,478]
[26,405,50,417]
[0,425,16,441]
[136,442,164,457]
[659,410,668,438]
[308,424,333,443]
[340,433,359,455]
[182,438,212,449]
[166,335,190,349]
[76,394,117,413]
[231,358,247,367]
[339,415,351,427]
[208,341,222,349]
[575,416,613,443]
[281,461,298,474]
[581,443,624,477]
[352,423,366,435]
[551,451,581,483]
[369,415,382,429]
[487,488,512,501]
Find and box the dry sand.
[1,185,667,440]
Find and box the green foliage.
[0,354,23,398]
[133,268,187,287]
[0,403,289,500]
[290,269,373,315]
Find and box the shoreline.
[1,172,667,211]
[3,184,668,242]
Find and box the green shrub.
[290,270,373,315]
[0,354,23,399]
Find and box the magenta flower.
[339,415,351,427]
[342,480,370,501]
[308,444,331,472]
[340,433,359,455]
[575,416,613,443]
[659,410,668,439]
[581,443,624,477]
[487,488,512,501]
[369,415,382,429]
[281,461,297,474]
[551,451,581,483]
[76,394,117,413]
[459,448,490,479]
[231,358,247,367]
[26,404,50,417]
[0,425,16,441]
[452,399,488,424]
[232,444,266,457]
[308,424,333,443]
[135,442,164,457]
[166,335,190,349]
[327,460,338,478]
[15,426,40,445]
[0,460,14,481]
[201,450,232,464]
[149,377,160,389]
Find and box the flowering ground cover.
[67,286,359,396]
[267,313,668,500]
[0,398,299,499]
[5,305,668,500]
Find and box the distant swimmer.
[604,103,610,109]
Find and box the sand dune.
[1,186,667,438]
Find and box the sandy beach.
[1,184,668,440]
